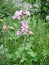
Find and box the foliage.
[0,0,49,65]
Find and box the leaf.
[20,57,26,63]
[27,51,37,57]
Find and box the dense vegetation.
[0,0,49,65]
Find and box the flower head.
[12,10,30,20]
[23,10,30,16]
[21,20,29,32]
[12,10,22,20]
[28,31,33,35]
[16,30,22,36]
[3,24,7,31]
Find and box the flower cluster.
[12,10,22,20]
[12,10,33,36]
[21,20,29,33]
[12,10,30,20]
[16,20,33,35]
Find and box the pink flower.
[12,15,20,20]
[23,10,30,16]
[12,13,21,20]
[28,31,33,35]
[12,10,30,20]
[21,28,25,32]
[19,10,22,15]
[16,15,20,20]
[12,10,22,20]
[16,30,22,35]
[12,16,17,19]
[15,10,22,16]
[21,20,29,32]
[3,24,7,31]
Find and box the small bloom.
[3,24,7,31]
[15,11,20,16]
[19,10,22,15]
[28,31,33,35]
[16,30,22,36]
[12,15,20,20]
[21,20,29,32]
[16,15,20,20]
[12,10,22,20]
[15,10,22,16]
[23,10,30,16]
[21,28,25,32]
[12,16,17,19]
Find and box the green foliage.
[0,0,49,65]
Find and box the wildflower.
[15,10,22,16]
[18,10,22,15]
[12,14,20,20]
[23,10,30,16]
[16,30,22,36]
[28,31,33,35]
[12,10,22,20]
[16,19,34,36]
[12,16,17,19]
[21,20,29,32]
[12,10,30,20]
[3,24,7,31]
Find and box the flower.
[18,10,22,16]
[12,14,20,20]
[12,16,17,19]
[16,21,34,36]
[3,24,7,31]
[21,20,29,32]
[12,10,22,20]
[12,10,30,20]
[16,30,22,35]
[28,31,33,35]
[23,10,30,16]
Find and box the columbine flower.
[28,31,33,35]
[3,24,7,31]
[21,20,29,32]
[23,10,30,16]
[16,30,22,36]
